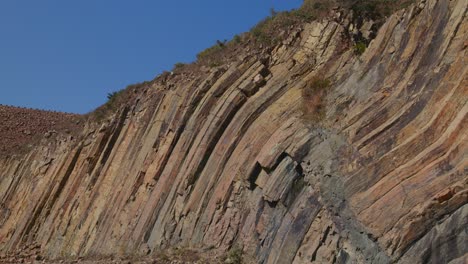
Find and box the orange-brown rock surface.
[0,0,466,263]
[0,105,83,156]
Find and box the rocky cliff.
[0,0,466,263]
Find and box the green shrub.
[354,41,367,55]
[303,78,331,96]
[196,42,225,61]
[101,89,124,115]
[91,89,124,121]
[314,2,325,9]
[232,34,242,44]
[351,0,379,18]
[225,247,243,264]
[173,62,185,70]
[107,91,121,101]
[250,16,274,44]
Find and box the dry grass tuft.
[301,77,331,121]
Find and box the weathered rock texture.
[0,105,83,156]
[0,0,466,263]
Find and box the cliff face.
[0,0,466,263]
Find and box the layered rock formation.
[0,0,466,263]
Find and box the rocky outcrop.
[0,0,466,263]
[0,105,83,156]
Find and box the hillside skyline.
[0,0,302,113]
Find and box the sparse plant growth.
[170,0,417,72]
[343,0,415,57]
[196,41,226,65]
[89,81,151,121]
[158,252,170,262]
[191,0,415,70]
[173,62,186,70]
[106,89,124,109]
[84,0,416,123]
[232,34,242,44]
[225,247,243,264]
[354,41,367,55]
[87,0,415,122]
[291,177,307,197]
[107,90,122,101]
[349,0,414,20]
[270,7,278,17]
[93,89,124,121]
[197,0,333,66]
[297,0,333,20]
[249,0,333,45]
[170,248,201,262]
[301,77,331,121]
[217,39,227,47]
[209,62,221,68]
[314,2,325,9]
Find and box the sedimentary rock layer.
[0,0,466,263]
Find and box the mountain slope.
[0,0,466,263]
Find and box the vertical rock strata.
[0,0,466,263]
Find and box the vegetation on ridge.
[196,0,414,64]
[195,0,335,65]
[91,0,415,121]
[249,0,334,45]
[349,0,414,20]
[90,81,151,121]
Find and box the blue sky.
[0,1,303,113]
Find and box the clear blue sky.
[0,1,303,114]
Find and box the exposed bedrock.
[0,0,466,263]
